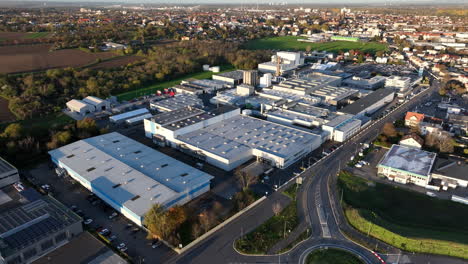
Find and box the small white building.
[66,99,94,116]
[431,158,468,189]
[82,96,110,112]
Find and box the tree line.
[0,40,271,119]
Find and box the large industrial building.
[339,88,394,117]
[377,144,437,187]
[0,157,19,188]
[176,115,322,170]
[0,189,82,264]
[145,108,321,171]
[49,132,213,226]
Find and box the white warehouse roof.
[49,132,213,217]
[66,99,91,110]
[178,115,321,160]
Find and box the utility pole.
[283,220,287,238]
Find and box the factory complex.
[145,106,321,170]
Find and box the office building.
[377,144,437,187]
[49,132,213,227]
[0,157,19,188]
[385,76,411,91]
[259,73,272,88]
[0,189,82,264]
[322,114,361,142]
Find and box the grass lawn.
[306,248,364,264]
[116,65,235,102]
[339,171,468,259]
[23,32,50,39]
[235,185,300,254]
[243,36,388,54]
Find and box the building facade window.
[55,232,67,243]
[40,239,54,251]
[23,247,37,260]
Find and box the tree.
[144,204,186,241]
[272,202,282,216]
[76,118,99,138]
[438,133,455,153]
[233,190,256,211]
[144,204,168,239]
[234,168,258,191]
[198,211,215,233]
[1,123,23,139]
[382,122,397,138]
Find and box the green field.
[23,32,50,39]
[339,171,468,259]
[306,248,364,264]
[116,65,235,101]
[243,36,388,54]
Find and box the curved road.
[167,79,466,264]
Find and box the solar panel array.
[0,196,80,255]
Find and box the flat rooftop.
[33,232,127,264]
[213,70,243,80]
[310,85,358,101]
[0,191,81,258]
[48,132,213,217]
[339,88,394,115]
[151,105,238,131]
[378,144,437,177]
[0,157,16,175]
[178,115,321,159]
[150,94,203,112]
[432,158,468,181]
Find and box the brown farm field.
[0,32,29,41]
[0,44,116,74]
[0,97,15,123]
[89,55,144,69]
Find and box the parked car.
[83,219,93,225]
[151,240,162,248]
[109,235,117,242]
[108,212,118,220]
[99,229,110,236]
[426,191,436,197]
[125,223,133,229]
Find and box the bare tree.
[199,211,216,233]
[438,133,455,153]
[382,122,397,138]
[235,168,258,190]
[272,202,282,216]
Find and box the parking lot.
[26,163,176,263]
